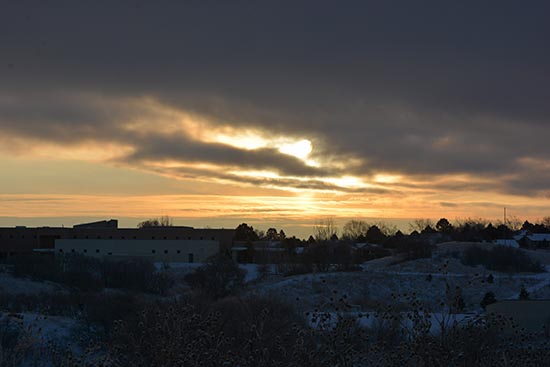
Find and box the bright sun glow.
[212,132,268,150]
[278,139,312,160]
[325,176,367,189]
[373,174,402,184]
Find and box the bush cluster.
[394,239,434,260]
[184,254,246,299]
[8,254,174,294]
[462,246,544,273]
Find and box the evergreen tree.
[436,218,453,233]
[480,292,497,310]
[519,285,530,300]
[452,286,466,313]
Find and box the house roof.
[494,239,519,248]
[513,230,528,241]
[527,233,550,242]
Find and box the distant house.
[514,233,550,249]
[526,234,550,249]
[351,242,380,251]
[513,230,528,241]
[486,300,550,335]
[493,239,520,248]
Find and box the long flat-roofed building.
[0,219,235,262]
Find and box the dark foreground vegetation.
[1,253,549,366]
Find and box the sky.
[1,1,549,237]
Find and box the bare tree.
[455,217,489,229]
[313,218,338,242]
[343,220,398,240]
[138,215,174,228]
[494,215,522,231]
[342,220,368,240]
[408,218,434,233]
[506,215,523,231]
[370,221,399,236]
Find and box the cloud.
[0,1,549,200]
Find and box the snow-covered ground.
[0,272,66,295]
[248,255,547,314]
[508,266,550,299]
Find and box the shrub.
[257,263,271,280]
[184,254,245,299]
[277,262,314,276]
[145,271,175,295]
[62,255,104,291]
[304,243,331,272]
[519,285,530,300]
[462,246,544,273]
[480,292,497,310]
[101,259,155,290]
[8,254,174,294]
[9,254,62,281]
[108,296,308,367]
[0,317,37,366]
[354,246,391,262]
[83,292,141,332]
[395,239,434,260]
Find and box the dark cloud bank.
[1,1,549,196]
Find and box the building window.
[133,236,137,239]
[85,236,89,239]
[108,252,112,255]
[152,250,156,254]
[152,236,155,239]
[163,236,167,240]
[177,250,181,254]
[59,249,63,253]
[188,236,191,240]
[96,249,100,253]
[122,236,125,239]
[73,235,77,239]
[200,236,203,240]
[211,237,215,240]
[109,236,112,239]
[83,249,87,253]
[164,250,168,254]
[71,249,75,253]
[97,236,101,239]
[176,236,179,240]
[188,253,194,263]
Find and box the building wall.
[55,239,219,262]
[0,226,235,258]
[0,227,73,256]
